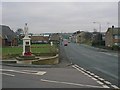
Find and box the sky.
[1,1,119,33]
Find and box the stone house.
[105,26,120,47]
[76,31,92,44]
[49,33,60,44]
[30,36,49,44]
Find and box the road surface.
[1,65,105,88]
[62,42,119,87]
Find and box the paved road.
[62,42,119,87]
[1,65,104,88]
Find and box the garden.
[2,44,58,60]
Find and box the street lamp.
[93,22,101,33]
[93,22,102,47]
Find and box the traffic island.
[32,54,59,65]
[16,55,39,60]
[1,54,59,65]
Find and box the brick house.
[105,26,120,47]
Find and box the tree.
[15,28,24,35]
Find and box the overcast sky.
[1,2,118,33]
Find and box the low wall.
[2,54,59,65]
[32,53,57,56]
[32,54,59,65]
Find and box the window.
[114,43,120,46]
[113,35,120,39]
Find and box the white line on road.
[72,64,119,89]
[94,75,99,78]
[35,71,46,75]
[90,73,95,76]
[22,70,46,75]
[98,78,104,81]
[96,81,104,85]
[72,65,110,88]
[91,77,97,81]
[111,85,119,89]
[0,72,15,77]
[102,85,110,88]
[41,79,103,88]
[0,69,46,75]
[104,81,111,85]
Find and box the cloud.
[2,2,118,33]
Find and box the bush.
[112,45,120,51]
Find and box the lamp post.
[93,22,102,47]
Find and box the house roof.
[30,36,49,41]
[106,27,120,35]
[49,33,60,41]
[0,25,17,41]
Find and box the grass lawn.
[2,44,58,59]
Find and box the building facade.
[105,26,120,47]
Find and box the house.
[79,31,92,44]
[49,33,60,44]
[74,31,92,44]
[30,36,49,44]
[0,25,18,46]
[105,26,120,47]
[71,31,81,43]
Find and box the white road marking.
[72,65,118,89]
[41,79,103,88]
[102,85,110,88]
[90,73,95,76]
[94,75,99,78]
[87,75,92,78]
[0,72,15,77]
[0,69,14,72]
[96,81,104,85]
[35,71,46,75]
[86,71,91,74]
[22,70,38,73]
[104,81,111,85]
[91,77,97,81]
[99,78,104,81]
[84,73,89,76]
[72,65,109,88]
[74,65,85,71]
[72,65,83,72]
[22,70,46,75]
[111,85,119,89]
[0,69,46,75]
